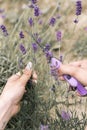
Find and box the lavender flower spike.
[32,43,38,53]
[56,31,62,41]
[19,31,24,39]
[61,110,71,121]
[44,43,51,52]
[49,17,56,26]
[76,1,82,16]
[32,0,37,4]
[0,25,8,36]
[40,124,49,130]
[19,43,26,55]
[34,6,40,17]
[28,17,34,26]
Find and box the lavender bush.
[0,0,87,130]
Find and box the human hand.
[0,62,37,117]
[58,59,87,86]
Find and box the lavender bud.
[40,124,49,130]
[45,51,53,63]
[28,17,34,26]
[49,17,56,26]
[37,37,42,43]
[59,55,63,62]
[0,25,8,36]
[50,68,58,81]
[32,43,38,53]
[34,6,40,17]
[76,1,82,16]
[56,31,62,41]
[44,43,51,52]
[31,0,37,4]
[19,31,24,39]
[61,111,71,121]
[19,43,26,55]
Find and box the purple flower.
[49,17,56,26]
[61,111,71,121]
[56,31,62,41]
[37,37,42,43]
[19,31,24,39]
[40,124,49,130]
[59,55,63,62]
[33,33,41,43]
[34,6,40,17]
[50,68,58,81]
[28,17,34,26]
[76,1,82,16]
[45,51,53,63]
[0,25,8,36]
[19,44,26,55]
[32,43,38,53]
[44,43,51,52]
[74,19,78,23]
[31,0,37,4]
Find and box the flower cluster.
[32,43,38,53]
[56,31,62,42]
[28,17,34,26]
[19,31,24,39]
[31,0,37,4]
[61,111,71,121]
[0,25,8,36]
[40,124,49,130]
[49,17,56,26]
[29,0,41,17]
[76,1,82,16]
[19,43,26,55]
[34,6,40,17]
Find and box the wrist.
[0,96,13,130]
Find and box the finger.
[59,64,87,85]
[32,71,37,80]
[69,61,82,67]
[8,72,21,81]
[58,76,65,81]
[59,64,80,76]
[19,62,32,85]
[32,79,37,84]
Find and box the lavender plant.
[0,0,87,130]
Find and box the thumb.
[59,64,81,77]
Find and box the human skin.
[58,60,87,86]
[0,62,37,130]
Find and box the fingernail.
[26,62,32,70]
[34,80,37,84]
